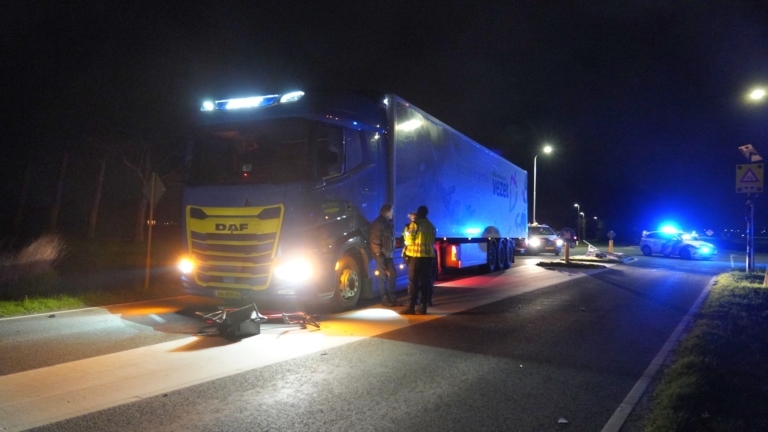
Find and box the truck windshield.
[189,118,343,185]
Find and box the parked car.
[639,230,716,260]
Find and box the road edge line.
[599,274,717,432]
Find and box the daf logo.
[215,223,248,232]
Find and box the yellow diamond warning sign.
[736,163,764,193]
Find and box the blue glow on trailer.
[463,227,482,235]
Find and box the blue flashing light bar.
[463,227,482,235]
[660,225,679,234]
[201,91,305,111]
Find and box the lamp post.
[747,86,765,274]
[532,145,553,223]
[579,212,585,243]
[573,204,580,245]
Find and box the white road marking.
[600,275,716,432]
[148,314,166,323]
[0,265,605,432]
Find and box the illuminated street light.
[749,88,766,101]
[573,204,580,244]
[532,144,553,223]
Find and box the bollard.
[564,242,570,264]
[609,239,613,253]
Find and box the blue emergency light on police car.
[201,91,305,111]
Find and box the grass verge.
[0,235,184,317]
[643,271,768,431]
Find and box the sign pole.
[736,146,764,273]
[747,194,755,273]
[144,174,155,290]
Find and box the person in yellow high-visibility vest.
[400,205,436,315]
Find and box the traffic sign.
[143,172,166,205]
[736,163,764,193]
[705,229,714,236]
[739,144,763,163]
[607,230,616,240]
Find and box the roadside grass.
[0,235,184,317]
[643,271,768,432]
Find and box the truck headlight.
[274,259,313,281]
[555,239,563,246]
[529,238,541,247]
[178,258,195,274]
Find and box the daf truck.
[178,91,529,310]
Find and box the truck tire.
[331,254,361,311]
[505,240,514,267]
[483,239,499,272]
[498,239,511,269]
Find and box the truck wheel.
[505,240,514,267]
[497,240,507,270]
[641,245,652,256]
[483,240,499,272]
[331,254,361,311]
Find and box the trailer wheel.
[504,240,514,267]
[331,254,361,311]
[483,240,499,272]
[498,240,509,269]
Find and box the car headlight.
[528,238,541,247]
[273,259,313,281]
[555,239,563,246]
[700,246,711,254]
[178,258,195,274]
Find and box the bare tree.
[123,145,152,242]
[49,150,69,232]
[87,154,108,239]
[13,160,33,233]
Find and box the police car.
[639,229,716,260]
[525,223,563,255]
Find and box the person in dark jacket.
[370,204,400,306]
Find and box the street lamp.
[532,145,553,223]
[573,204,580,244]
[748,87,766,102]
[579,212,585,242]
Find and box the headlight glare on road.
[274,259,313,281]
[555,239,563,246]
[529,238,541,247]
[178,258,194,274]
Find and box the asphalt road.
[3,249,730,432]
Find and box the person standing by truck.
[400,205,436,315]
[370,204,400,307]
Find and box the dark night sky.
[2,1,768,239]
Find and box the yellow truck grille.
[186,204,284,290]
